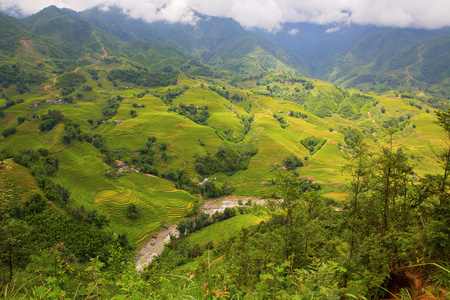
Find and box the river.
[134,196,264,272]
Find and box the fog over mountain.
[2,0,450,32]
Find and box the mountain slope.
[204,35,307,75]
[121,40,189,70]
[78,7,309,75]
[20,5,125,60]
[314,28,450,97]
[79,7,247,56]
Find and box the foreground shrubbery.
[1,109,450,299]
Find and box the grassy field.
[0,159,43,203]
[187,213,267,247]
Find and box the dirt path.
[93,31,108,59]
[168,124,186,149]
[404,43,424,88]
[44,74,57,93]
[255,99,336,144]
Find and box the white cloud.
[288,28,299,35]
[2,0,450,31]
[325,25,340,33]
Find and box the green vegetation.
[107,68,178,87]
[169,103,210,125]
[300,136,327,154]
[0,64,47,94]
[0,7,449,299]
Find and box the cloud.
[288,28,299,35]
[2,0,450,31]
[325,25,340,33]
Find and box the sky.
[1,0,450,32]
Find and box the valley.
[0,4,449,299]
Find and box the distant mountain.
[204,35,307,75]
[78,7,308,75]
[1,5,449,97]
[78,7,247,58]
[121,40,189,70]
[20,6,125,59]
[253,22,374,70]
[0,12,27,55]
[314,28,450,95]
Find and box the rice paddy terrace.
[0,56,445,246]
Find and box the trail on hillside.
[418,43,424,60]
[43,74,57,93]
[93,31,108,59]
[254,99,336,144]
[404,43,424,88]
[168,124,186,149]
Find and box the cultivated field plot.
[187,213,267,247]
[54,143,196,245]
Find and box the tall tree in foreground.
[265,170,304,259]
[434,108,450,206]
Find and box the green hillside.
[205,36,303,75]
[0,9,449,299]
[315,29,450,100]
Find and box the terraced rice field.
[54,143,196,245]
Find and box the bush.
[125,204,140,220]
[17,116,26,124]
[283,155,304,170]
[1,126,16,138]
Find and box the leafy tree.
[24,194,47,215]
[375,132,412,239]
[0,217,31,282]
[434,108,450,205]
[1,127,16,138]
[265,170,304,258]
[126,204,139,220]
[282,154,303,170]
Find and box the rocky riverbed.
[134,196,264,272]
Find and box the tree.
[345,131,371,260]
[0,218,31,281]
[434,108,450,206]
[265,170,304,258]
[126,204,139,220]
[376,133,410,239]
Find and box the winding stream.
[134,197,264,272]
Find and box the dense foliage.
[169,103,210,125]
[194,140,258,176]
[0,64,47,94]
[107,68,178,87]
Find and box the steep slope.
[254,22,374,70]
[121,40,190,70]
[204,35,306,75]
[314,28,450,97]
[79,7,309,75]
[21,5,125,60]
[79,7,247,56]
[0,12,28,55]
